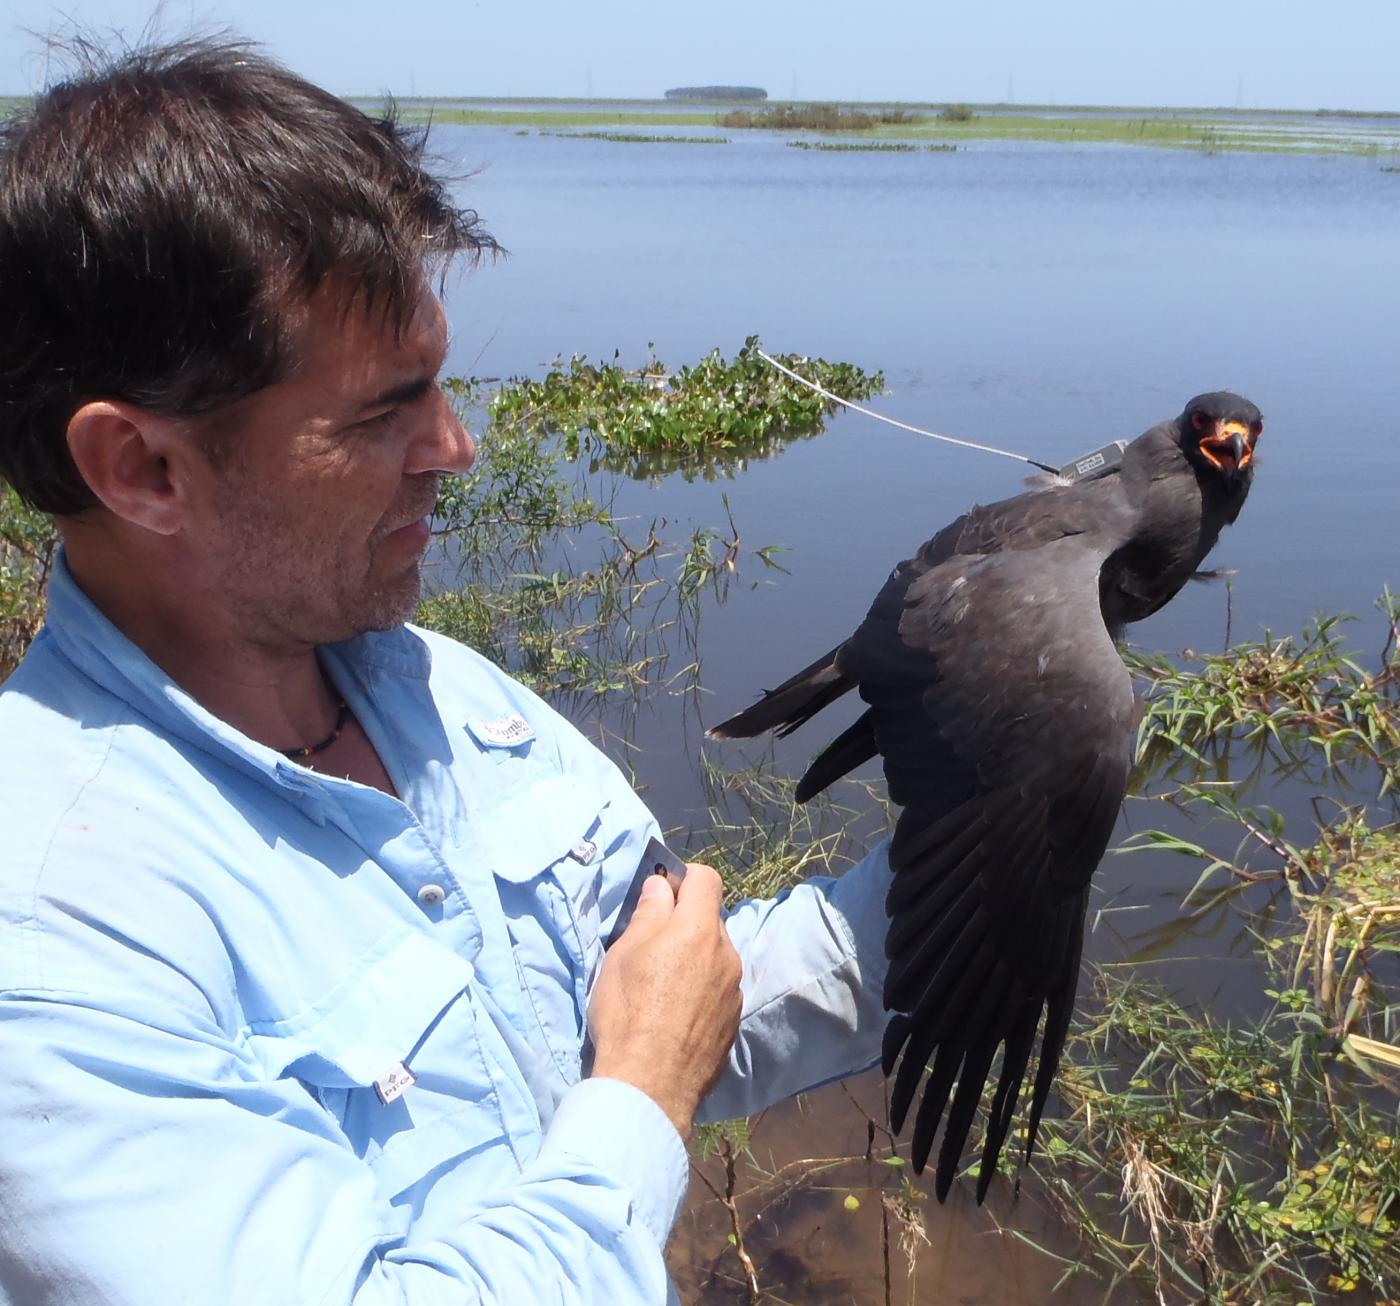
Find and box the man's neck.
[63,528,342,755]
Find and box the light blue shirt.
[0,557,891,1305]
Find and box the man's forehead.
[288,279,447,381]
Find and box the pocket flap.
[244,928,476,1086]
[479,773,605,884]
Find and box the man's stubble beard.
[210,471,440,646]
[212,510,416,649]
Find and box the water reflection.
[584,428,823,483]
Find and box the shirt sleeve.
[0,989,686,1306]
[700,839,893,1123]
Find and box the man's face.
[183,282,473,648]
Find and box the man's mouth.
[378,483,441,545]
[384,515,432,546]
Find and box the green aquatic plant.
[1037,943,1400,1303]
[486,337,884,461]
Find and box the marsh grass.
[415,349,846,710]
[1031,807,1400,1302]
[0,488,57,678]
[719,104,920,131]
[883,113,1400,157]
[406,107,721,128]
[421,421,701,704]
[1126,595,1400,795]
[687,756,873,907]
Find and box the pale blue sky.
[3,0,1398,111]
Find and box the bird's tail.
[706,644,853,741]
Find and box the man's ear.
[65,401,193,536]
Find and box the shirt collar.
[41,549,431,795]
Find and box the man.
[0,40,891,1304]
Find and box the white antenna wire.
[757,347,1059,474]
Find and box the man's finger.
[673,862,725,916]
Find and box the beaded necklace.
[281,698,351,760]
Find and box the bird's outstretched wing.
[835,536,1137,1201]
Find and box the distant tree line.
[664,86,767,102]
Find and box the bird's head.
[1178,391,1263,486]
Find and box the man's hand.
[588,863,742,1141]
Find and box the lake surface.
[432,126,1399,1301]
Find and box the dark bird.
[708,391,1262,1202]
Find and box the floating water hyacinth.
[487,337,884,460]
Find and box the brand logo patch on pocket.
[471,712,536,748]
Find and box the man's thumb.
[627,873,675,930]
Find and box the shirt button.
[417,883,447,908]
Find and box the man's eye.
[357,406,401,432]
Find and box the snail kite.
[709,391,1262,1201]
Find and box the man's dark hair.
[0,37,496,514]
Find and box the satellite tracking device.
[605,837,688,947]
[1058,439,1128,484]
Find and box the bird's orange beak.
[1197,419,1258,480]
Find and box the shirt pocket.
[478,773,610,1085]
[244,929,513,1205]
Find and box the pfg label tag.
[569,837,598,865]
[373,1062,417,1105]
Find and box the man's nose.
[408,389,475,476]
